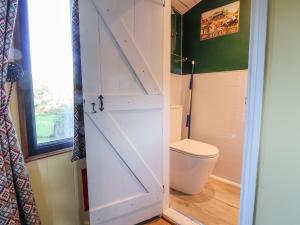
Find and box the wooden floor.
[170,177,240,225]
[143,218,171,225]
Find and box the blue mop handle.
[187,60,195,139]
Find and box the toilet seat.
[170,139,219,159]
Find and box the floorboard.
[170,177,240,225]
[143,218,172,225]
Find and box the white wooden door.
[79,0,166,224]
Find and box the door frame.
[162,0,269,224]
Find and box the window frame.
[17,0,74,157]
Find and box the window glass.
[27,0,74,144]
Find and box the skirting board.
[163,208,202,225]
[210,175,241,188]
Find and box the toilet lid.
[170,139,219,158]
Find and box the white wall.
[170,74,183,106]
[170,70,248,184]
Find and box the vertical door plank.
[92,0,162,95]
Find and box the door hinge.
[162,185,165,193]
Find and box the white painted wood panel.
[80,0,166,224]
[99,17,145,95]
[92,0,162,95]
[79,0,102,96]
[84,95,163,112]
[135,0,164,90]
[111,109,164,184]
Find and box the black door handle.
[91,103,96,113]
[98,95,104,112]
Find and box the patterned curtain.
[0,1,41,224]
[71,0,86,161]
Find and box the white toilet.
[170,106,219,195]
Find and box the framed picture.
[200,1,240,41]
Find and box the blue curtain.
[0,0,41,224]
[71,0,86,161]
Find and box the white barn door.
[79,0,166,224]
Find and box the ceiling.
[172,0,202,14]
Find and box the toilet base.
[170,150,218,195]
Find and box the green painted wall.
[182,0,251,74]
[254,1,300,224]
[171,10,183,74]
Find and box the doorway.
[163,0,268,225]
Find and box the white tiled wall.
[170,74,183,106]
[170,70,248,184]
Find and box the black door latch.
[98,95,104,112]
[91,103,96,113]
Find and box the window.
[19,0,74,156]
